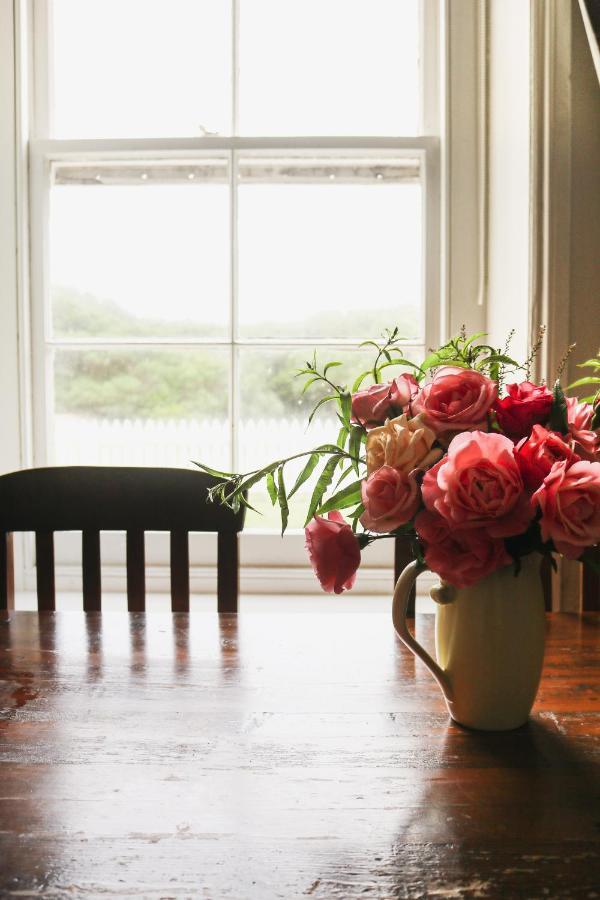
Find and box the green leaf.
[339,391,352,427]
[336,425,349,449]
[277,466,289,535]
[477,353,520,369]
[307,394,337,426]
[316,479,363,515]
[324,361,343,375]
[305,455,341,526]
[193,461,235,478]
[301,376,321,394]
[237,463,279,493]
[576,358,600,369]
[349,425,365,475]
[351,370,371,392]
[567,376,600,389]
[549,380,569,434]
[266,471,278,506]
[333,462,356,490]
[463,331,487,349]
[288,452,320,498]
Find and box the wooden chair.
[0,467,245,612]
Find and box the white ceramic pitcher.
[392,554,546,731]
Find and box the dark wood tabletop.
[0,610,598,898]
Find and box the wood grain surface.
[0,611,598,898]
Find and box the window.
[30,0,440,531]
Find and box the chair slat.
[35,531,55,611]
[126,530,145,612]
[394,536,415,617]
[218,531,239,613]
[170,530,189,612]
[82,530,102,611]
[0,532,15,611]
[582,546,600,611]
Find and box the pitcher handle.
[392,560,453,701]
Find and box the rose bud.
[305,511,361,593]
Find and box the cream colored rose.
[366,414,442,475]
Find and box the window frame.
[3,0,488,594]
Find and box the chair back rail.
[0,467,244,612]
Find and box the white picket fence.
[54,414,333,473]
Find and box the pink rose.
[351,374,419,429]
[305,511,361,593]
[422,430,533,538]
[514,425,580,491]
[351,382,395,429]
[415,509,511,588]
[411,366,497,436]
[493,381,553,441]
[532,459,600,559]
[360,465,420,533]
[389,373,419,410]
[566,397,599,460]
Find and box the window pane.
[237,156,422,341]
[237,345,423,529]
[50,0,231,138]
[239,0,420,135]
[52,347,230,469]
[50,161,230,340]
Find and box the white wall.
[486,0,532,361]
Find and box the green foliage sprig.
[568,352,600,423]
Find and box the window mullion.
[230,149,239,473]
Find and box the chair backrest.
[0,466,245,613]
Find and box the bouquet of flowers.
[198,330,600,592]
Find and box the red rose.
[305,511,361,593]
[514,425,580,491]
[493,381,552,441]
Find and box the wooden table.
[0,611,598,898]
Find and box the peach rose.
[514,424,580,491]
[412,366,498,436]
[366,413,442,476]
[566,397,599,461]
[305,511,361,593]
[532,459,600,559]
[422,430,533,538]
[360,466,420,533]
[415,509,512,588]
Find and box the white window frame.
[2,0,488,595]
